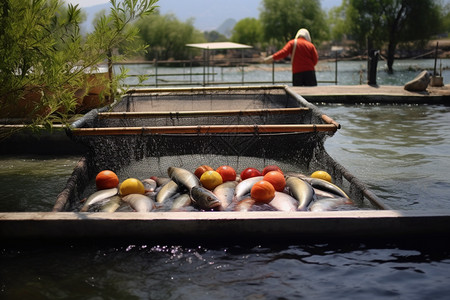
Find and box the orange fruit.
[240,167,262,181]
[95,170,119,190]
[119,178,145,196]
[216,165,236,182]
[200,170,223,190]
[250,180,276,203]
[262,165,283,175]
[311,170,332,183]
[194,165,214,178]
[263,170,286,192]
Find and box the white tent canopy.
[186,42,252,50]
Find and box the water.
[323,104,450,210]
[0,155,80,212]
[2,61,450,299]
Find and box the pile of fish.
[79,167,354,213]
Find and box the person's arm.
[272,40,294,61]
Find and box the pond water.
[1,60,450,299]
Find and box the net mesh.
[58,87,384,212]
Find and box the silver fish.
[269,192,298,212]
[234,197,255,212]
[151,176,171,187]
[190,186,221,210]
[213,181,238,210]
[171,193,192,211]
[99,195,123,213]
[308,197,353,212]
[308,178,349,199]
[234,176,264,201]
[122,194,156,212]
[80,187,118,212]
[285,177,315,211]
[142,178,157,192]
[167,167,200,191]
[156,180,179,203]
[313,188,342,199]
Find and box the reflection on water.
[0,155,79,212]
[322,104,450,210]
[2,242,450,299]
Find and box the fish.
[269,192,298,212]
[142,178,157,193]
[156,180,179,203]
[308,178,350,199]
[308,197,353,212]
[285,176,315,211]
[234,197,255,212]
[313,188,342,199]
[151,176,172,187]
[168,167,200,191]
[171,193,192,211]
[80,187,118,212]
[122,194,156,212]
[99,195,123,213]
[190,186,221,210]
[234,176,264,201]
[213,181,238,210]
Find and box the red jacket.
[272,37,318,74]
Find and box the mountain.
[216,19,237,38]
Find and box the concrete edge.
[2,210,450,242]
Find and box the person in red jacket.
[264,28,318,86]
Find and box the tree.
[231,18,263,48]
[259,0,329,48]
[137,13,206,60]
[345,0,442,73]
[0,0,157,137]
[327,0,349,42]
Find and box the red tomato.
[216,165,237,182]
[250,180,276,203]
[240,167,262,181]
[194,165,214,179]
[95,170,119,190]
[262,165,283,175]
[263,171,286,192]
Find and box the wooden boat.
[2,86,450,244]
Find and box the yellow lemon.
[119,178,145,196]
[311,170,332,183]
[200,170,223,190]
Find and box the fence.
[116,54,339,88]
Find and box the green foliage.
[259,0,329,47]
[344,0,443,71]
[442,4,450,33]
[137,13,206,60]
[231,18,263,48]
[327,0,349,42]
[0,0,157,136]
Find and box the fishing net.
[56,86,387,212]
[69,87,336,172]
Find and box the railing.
[116,54,339,87]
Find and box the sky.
[68,0,344,9]
[68,0,108,7]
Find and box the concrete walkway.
[290,84,450,104]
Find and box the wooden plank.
[70,124,338,136]
[98,107,309,119]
